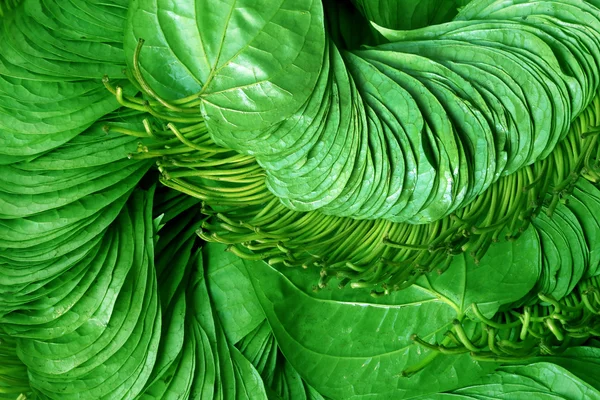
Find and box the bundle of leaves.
[3,0,600,399]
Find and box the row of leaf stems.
[405,275,600,376]
[103,39,600,291]
[104,38,600,366]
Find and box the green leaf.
[426,361,600,399]
[426,227,541,318]
[567,180,600,279]
[125,0,326,131]
[0,334,31,400]
[530,201,588,301]
[351,0,468,30]
[15,188,161,399]
[206,244,266,345]
[244,258,496,399]
[139,216,268,399]
[0,0,130,158]
[188,248,268,399]
[0,114,152,320]
[236,320,326,400]
[529,347,600,391]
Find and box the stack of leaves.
[3,0,600,399]
[113,0,600,290]
[128,0,600,220]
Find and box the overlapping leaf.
[0,113,153,320]
[140,194,269,400]
[4,188,159,399]
[0,334,30,400]
[128,0,600,223]
[3,1,600,399]
[350,0,472,30]
[205,242,516,399]
[125,0,326,131]
[0,0,129,161]
[236,320,326,400]
[425,361,600,399]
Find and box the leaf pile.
[3,0,600,399]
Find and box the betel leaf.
[201,226,538,398]
[351,0,471,30]
[5,0,600,399]
[197,224,540,399]
[424,362,600,399]
[241,255,496,399]
[268,223,539,318]
[14,187,160,399]
[528,201,589,302]
[203,243,327,400]
[568,180,600,279]
[425,227,541,318]
[236,320,326,400]
[140,197,201,399]
[405,348,600,398]
[0,0,129,160]
[189,248,268,400]
[143,194,204,393]
[0,334,30,400]
[205,244,266,345]
[125,0,326,131]
[126,0,600,224]
[526,347,600,392]
[138,203,269,400]
[0,113,153,321]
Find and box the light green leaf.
[426,361,600,399]
[16,188,161,399]
[426,226,541,318]
[125,0,326,131]
[206,244,267,345]
[244,258,496,399]
[352,0,468,30]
